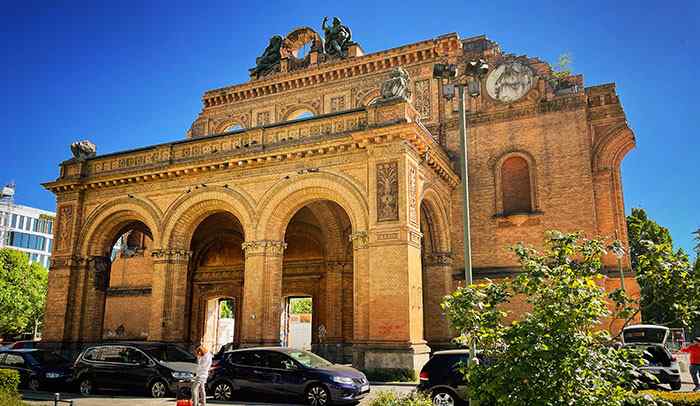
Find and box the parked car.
[622,325,681,390]
[207,347,369,405]
[5,340,39,350]
[417,349,471,406]
[0,349,73,391]
[213,342,239,360]
[72,342,197,398]
[623,325,670,347]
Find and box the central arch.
[255,172,369,242]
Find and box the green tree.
[0,249,48,337]
[290,298,312,315]
[442,231,663,406]
[219,300,233,319]
[627,208,700,328]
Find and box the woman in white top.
[192,345,213,406]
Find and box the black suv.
[0,349,73,391]
[207,347,369,405]
[417,350,471,406]
[72,342,197,398]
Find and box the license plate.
[361,384,369,392]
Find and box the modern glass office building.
[0,184,54,268]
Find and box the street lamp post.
[434,59,489,382]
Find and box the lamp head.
[433,63,458,80]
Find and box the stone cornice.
[44,101,459,194]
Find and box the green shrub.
[369,391,433,406]
[0,369,20,393]
[0,390,28,406]
[641,390,700,406]
[362,368,416,382]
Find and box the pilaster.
[149,249,192,342]
[240,240,286,346]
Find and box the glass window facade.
[8,231,46,251]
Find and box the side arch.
[592,124,636,172]
[419,187,451,253]
[162,186,257,249]
[78,196,163,257]
[255,172,369,241]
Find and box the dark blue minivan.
[207,347,369,405]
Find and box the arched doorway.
[188,212,244,352]
[102,223,155,340]
[281,201,353,363]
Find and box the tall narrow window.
[501,156,532,214]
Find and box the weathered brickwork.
[42,30,637,372]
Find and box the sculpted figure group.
[249,16,355,79]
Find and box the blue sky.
[1,0,698,256]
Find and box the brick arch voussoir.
[162,187,256,250]
[79,197,163,257]
[256,173,369,241]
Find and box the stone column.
[149,249,192,343]
[240,240,286,346]
[422,252,454,349]
[77,256,111,342]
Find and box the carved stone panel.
[414,79,431,120]
[330,96,346,113]
[376,161,399,222]
[256,111,271,126]
[408,166,417,225]
[56,205,74,253]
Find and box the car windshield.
[27,351,69,366]
[144,345,196,363]
[287,350,332,368]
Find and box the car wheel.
[671,382,682,391]
[432,389,458,406]
[27,377,41,391]
[150,379,168,398]
[213,380,233,401]
[305,384,330,406]
[79,378,93,396]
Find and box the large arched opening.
[75,199,162,342]
[281,200,354,363]
[188,212,245,353]
[102,222,155,341]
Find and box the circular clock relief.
[486,61,535,103]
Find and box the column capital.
[151,249,192,262]
[425,251,454,267]
[241,240,287,257]
[349,231,369,250]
